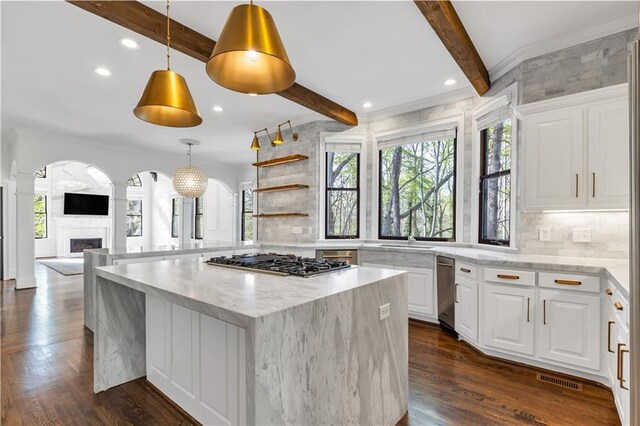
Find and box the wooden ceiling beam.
[414,0,490,96]
[67,1,358,126]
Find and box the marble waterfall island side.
[93,259,408,425]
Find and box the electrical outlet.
[539,226,551,241]
[572,228,591,243]
[379,303,390,321]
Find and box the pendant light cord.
[188,143,192,167]
[166,0,171,70]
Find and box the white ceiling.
[2,1,637,165]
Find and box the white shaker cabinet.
[405,267,435,318]
[537,289,600,370]
[483,284,535,356]
[587,100,629,208]
[524,108,584,210]
[455,276,478,342]
[521,87,629,211]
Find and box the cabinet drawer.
[539,272,600,293]
[483,268,535,286]
[456,262,478,280]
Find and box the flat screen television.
[63,193,109,216]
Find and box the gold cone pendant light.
[206,1,296,94]
[134,0,202,127]
[272,127,284,145]
[250,133,261,150]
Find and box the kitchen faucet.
[408,235,416,246]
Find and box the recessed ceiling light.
[94,67,111,77]
[362,102,372,108]
[444,79,457,86]
[248,93,258,97]
[213,105,224,112]
[119,38,139,49]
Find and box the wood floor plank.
[1,264,620,425]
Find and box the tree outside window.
[241,189,253,241]
[34,194,47,239]
[171,198,179,238]
[379,138,456,240]
[479,119,511,245]
[326,152,359,239]
[126,199,142,237]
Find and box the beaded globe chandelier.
[172,139,208,198]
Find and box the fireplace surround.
[70,238,102,253]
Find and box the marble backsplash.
[518,211,629,259]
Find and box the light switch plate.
[572,228,591,243]
[539,226,551,241]
[379,303,390,321]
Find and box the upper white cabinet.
[587,100,629,208]
[537,289,600,370]
[524,108,585,210]
[521,86,629,211]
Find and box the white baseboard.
[15,276,36,289]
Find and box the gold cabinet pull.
[322,255,354,259]
[620,347,629,390]
[497,274,520,280]
[617,343,625,381]
[527,297,530,323]
[554,279,582,285]
[575,174,579,198]
[592,172,596,197]
[460,268,471,273]
[543,300,547,325]
[607,321,615,353]
[455,284,459,303]
[614,301,624,311]
[605,288,613,296]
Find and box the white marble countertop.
[88,241,259,259]
[95,260,405,327]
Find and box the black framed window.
[126,200,142,237]
[326,152,359,239]
[479,119,512,246]
[126,174,142,187]
[35,167,47,179]
[34,194,47,239]
[171,198,179,238]
[378,136,456,241]
[241,189,253,241]
[193,197,203,240]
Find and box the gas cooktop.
[205,253,351,277]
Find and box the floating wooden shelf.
[252,154,308,168]
[254,184,309,193]
[253,213,309,218]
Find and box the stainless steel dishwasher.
[436,256,456,335]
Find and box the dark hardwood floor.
[1,263,620,425]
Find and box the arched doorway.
[33,161,113,265]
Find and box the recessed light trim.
[362,102,372,108]
[213,105,224,112]
[119,38,140,49]
[444,79,457,86]
[94,67,111,77]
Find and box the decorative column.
[179,197,193,246]
[15,173,36,289]
[112,182,128,250]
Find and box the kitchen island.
[93,258,408,425]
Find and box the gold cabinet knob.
[614,301,624,311]
[605,288,613,296]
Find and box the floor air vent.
[536,373,583,391]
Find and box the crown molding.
[363,86,477,123]
[516,83,628,116]
[489,15,638,82]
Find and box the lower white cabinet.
[455,276,478,342]
[146,295,246,425]
[361,263,435,321]
[483,284,535,356]
[537,289,600,370]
